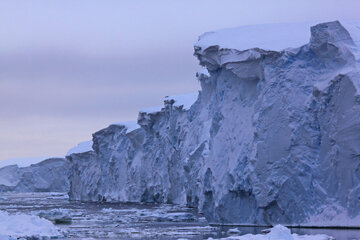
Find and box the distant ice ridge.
[0,156,63,168]
[208,225,333,240]
[0,211,60,240]
[65,20,360,226]
[0,157,69,193]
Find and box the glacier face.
[0,158,69,193]
[67,21,360,226]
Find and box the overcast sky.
[1,0,359,161]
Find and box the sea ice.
[0,211,60,240]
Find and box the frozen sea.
[0,192,359,239]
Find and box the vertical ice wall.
[67,21,360,226]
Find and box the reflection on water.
[0,192,359,239]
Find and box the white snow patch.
[196,22,315,52]
[66,140,93,156]
[140,105,163,114]
[0,156,63,168]
[196,20,360,53]
[0,211,60,239]
[165,92,199,110]
[197,67,210,77]
[207,225,333,240]
[111,121,141,133]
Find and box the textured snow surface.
[208,225,333,240]
[0,211,59,239]
[66,140,93,156]
[165,93,199,110]
[68,20,360,226]
[0,156,63,168]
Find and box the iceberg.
[64,20,360,226]
[0,157,69,193]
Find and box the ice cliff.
[67,20,360,226]
[0,158,69,193]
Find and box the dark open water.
[0,192,359,239]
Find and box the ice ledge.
[195,20,360,71]
[195,22,314,52]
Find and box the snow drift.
[67,20,360,226]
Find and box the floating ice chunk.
[66,140,93,156]
[0,211,60,239]
[111,121,141,133]
[37,208,72,224]
[164,92,199,110]
[227,228,241,234]
[207,225,333,240]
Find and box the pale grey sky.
[1,0,359,161]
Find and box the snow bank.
[165,92,199,110]
[0,211,60,239]
[208,225,333,240]
[66,140,93,156]
[0,156,63,168]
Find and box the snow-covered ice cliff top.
[196,21,360,52]
[164,92,199,110]
[111,121,141,133]
[66,140,93,156]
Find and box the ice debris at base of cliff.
[65,20,360,226]
[208,225,333,240]
[0,211,60,240]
